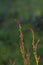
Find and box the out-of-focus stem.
[14,19,30,65]
[19,23,26,65]
[27,27,40,65]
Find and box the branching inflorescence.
[14,19,30,65]
[27,28,40,65]
[14,19,40,65]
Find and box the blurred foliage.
[0,0,43,65]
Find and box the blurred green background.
[0,0,43,65]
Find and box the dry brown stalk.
[19,23,31,65]
[14,19,40,65]
[27,27,40,65]
[19,23,27,65]
[14,19,30,65]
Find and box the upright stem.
[14,19,30,65]
[18,23,26,65]
[27,28,40,65]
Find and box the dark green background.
[0,0,43,65]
